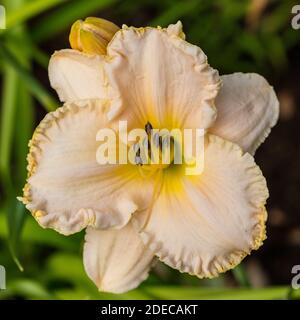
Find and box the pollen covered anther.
[145,121,153,135]
[134,122,175,170]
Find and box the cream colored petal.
[48,49,107,102]
[20,99,158,235]
[133,135,268,278]
[166,20,186,39]
[84,222,154,293]
[104,24,220,129]
[210,73,279,155]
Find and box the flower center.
[134,122,175,174]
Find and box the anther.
[145,122,153,135]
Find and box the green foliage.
[0,0,299,300]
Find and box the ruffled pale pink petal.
[210,73,279,155]
[84,222,154,293]
[104,23,220,129]
[133,135,268,278]
[48,49,108,102]
[19,99,158,235]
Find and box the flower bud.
[69,17,119,55]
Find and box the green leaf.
[144,286,293,300]
[0,44,58,111]
[32,0,117,42]
[261,1,294,34]
[232,264,251,288]
[6,200,26,271]
[0,213,82,251]
[263,34,288,71]
[5,32,49,69]
[46,253,154,300]
[14,83,34,186]
[237,33,265,64]
[0,0,43,271]
[0,64,18,181]
[1,279,52,299]
[150,0,200,26]
[5,0,66,30]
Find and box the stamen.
[134,121,175,169]
[135,148,143,166]
[145,121,153,135]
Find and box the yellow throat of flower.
[133,122,178,178]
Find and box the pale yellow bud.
[69,17,120,55]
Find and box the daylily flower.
[19,18,279,293]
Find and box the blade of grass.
[4,32,49,68]
[0,65,18,182]
[14,83,34,186]
[9,64,35,271]
[32,0,117,42]
[1,0,47,271]
[144,285,293,300]
[6,200,26,271]
[0,67,18,271]
[150,0,200,26]
[0,213,82,251]
[46,253,153,300]
[263,34,288,71]
[3,278,53,299]
[232,264,251,287]
[10,33,35,185]
[0,44,58,111]
[5,0,66,30]
[31,45,49,68]
[0,0,35,271]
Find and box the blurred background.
[0,0,300,300]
